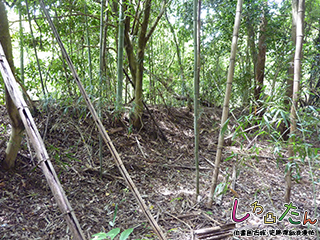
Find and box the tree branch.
[138,0,152,49]
[124,8,137,81]
[145,0,167,43]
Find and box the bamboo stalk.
[207,0,243,207]
[285,0,305,203]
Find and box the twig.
[135,136,146,158]
[231,164,237,190]
[201,212,222,226]
[229,164,240,197]
[73,123,93,167]
[246,125,267,149]
[162,164,211,170]
[42,111,50,142]
[25,136,35,166]
[164,211,192,231]
[215,181,226,206]
[201,156,228,176]
[229,110,251,143]
[82,166,124,180]
[162,212,200,221]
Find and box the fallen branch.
[82,166,124,180]
[164,211,192,231]
[201,212,222,226]
[161,164,211,171]
[0,42,85,239]
[135,136,147,158]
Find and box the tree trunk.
[132,0,151,128]
[246,9,257,93]
[207,0,243,207]
[84,3,93,85]
[0,0,25,169]
[193,0,201,198]
[254,5,267,102]
[133,48,145,128]
[284,0,305,203]
[245,6,257,105]
[116,0,125,109]
[281,0,299,140]
[124,0,166,129]
[286,0,298,104]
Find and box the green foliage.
[47,144,81,170]
[91,202,133,240]
[109,204,118,227]
[224,153,235,162]
[91,228,133,240]
[0,123,7,135]
[234,91,320,188]
[119,228,134,240]
[221,118,230,135]
[170,197,183,203]
[2,0,318,113]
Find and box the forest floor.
[0,103,319,240]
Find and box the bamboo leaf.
[119,228,134,240]
[106,228,121,240]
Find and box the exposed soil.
[0,103,319,240]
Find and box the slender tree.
[193,0,201,198]
[286,0,299,104]
[148,36,154,104]
[116,0,124,110]
[84,3,93,86]
[280,0,299,140]
[0,0,24,169]
[246,9,257,88]
[207,0,243,207]
[285,0,305,203]
[124,0,166,128]
[98,0,106,177]
[19,8,24,85]
[254,2,267,103]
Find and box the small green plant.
[109,204,118,227]
[167,228,178,233]
[91,203,134,240]
[0,123,7,134]
[169,197,183,203]
[128,124,133,135]
[91,228,133,240]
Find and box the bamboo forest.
[1,0,320,239]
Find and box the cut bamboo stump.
[194,223,236,239]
